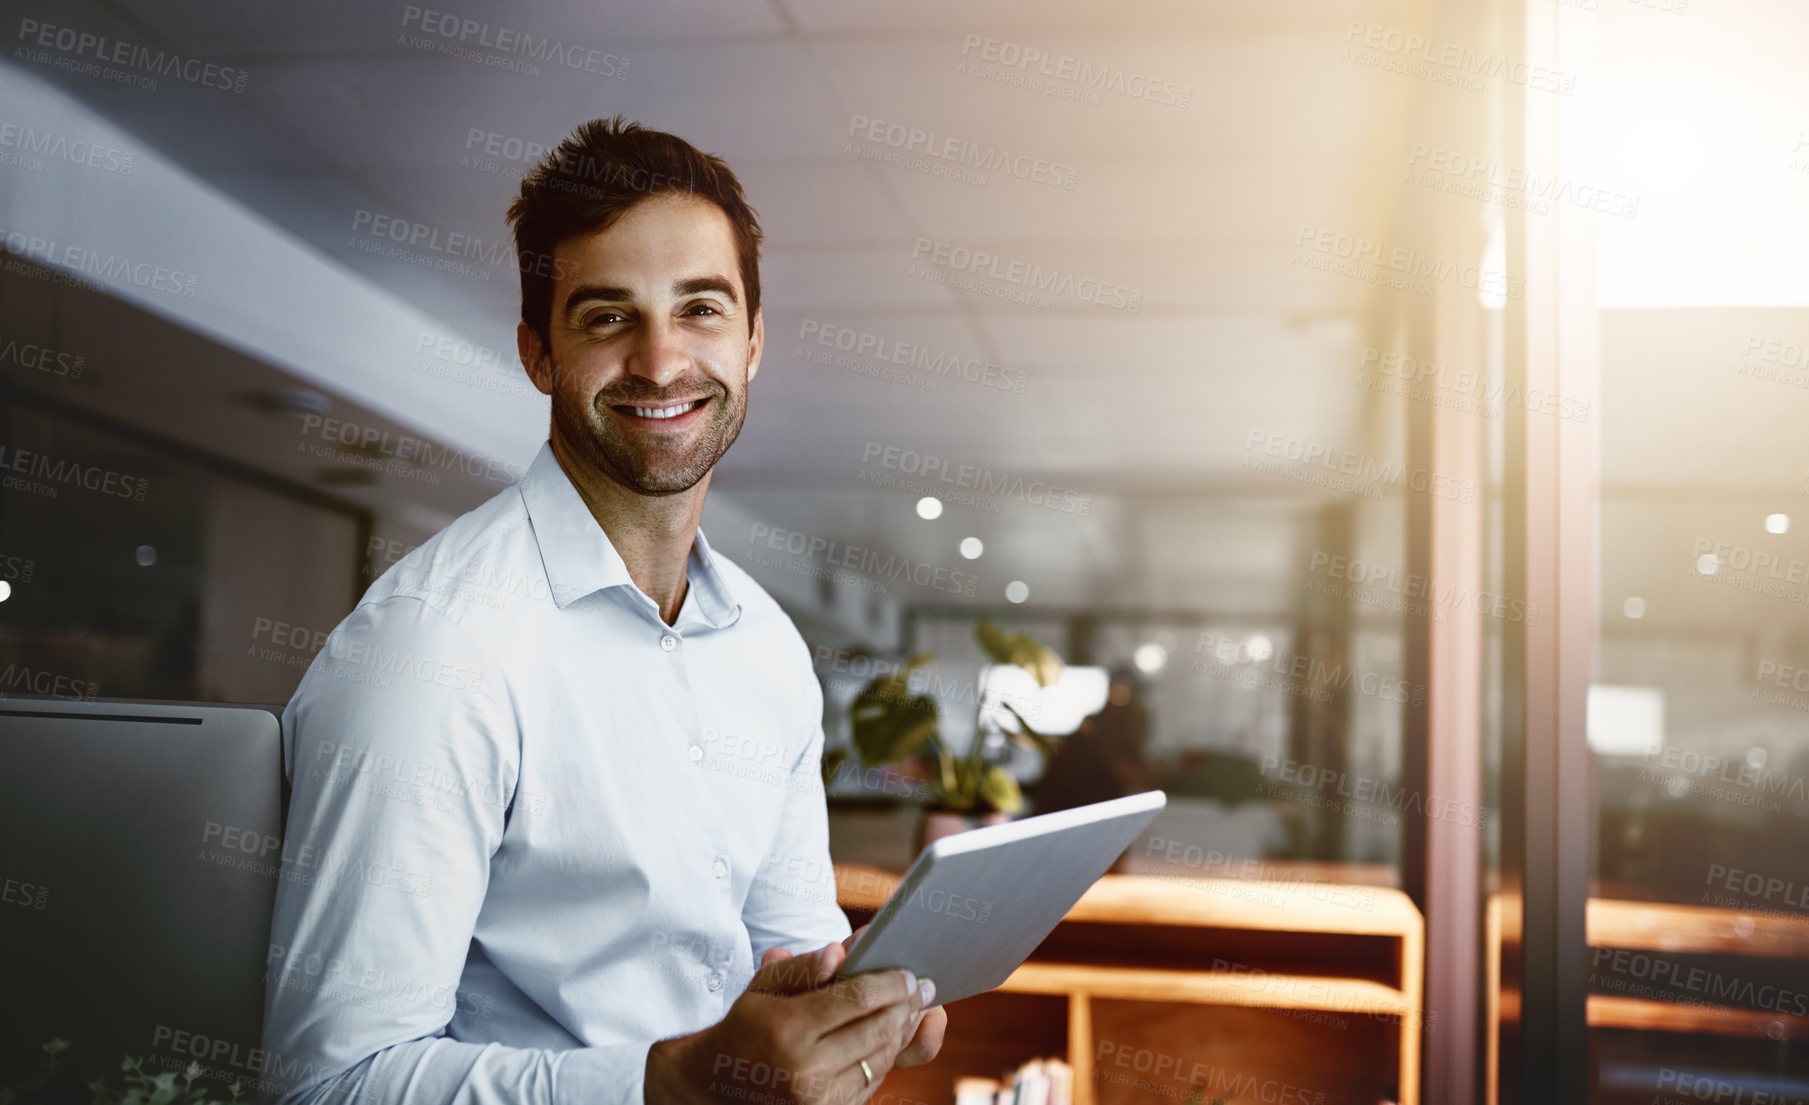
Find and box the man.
[263,117,945,1105]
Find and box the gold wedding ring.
[859,1058,874,1086]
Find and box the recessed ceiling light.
[1133,643,1168,674]
[959,537,983,559]
[1623,596,1646,619]
[916,497,943,520]
[1767,513,1790,534]
[1005,580,1029,604]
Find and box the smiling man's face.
[520,190,763,496]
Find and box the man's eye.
[686,303,721,317]
[586,313,625,327]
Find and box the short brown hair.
[506,116,763,344]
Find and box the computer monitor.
[0,697,283,1089]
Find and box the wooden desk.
[837,863,1425,1105]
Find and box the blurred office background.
[2,0,1807,1101]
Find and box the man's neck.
[549,435,708,626]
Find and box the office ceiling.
[3,0,1440,628]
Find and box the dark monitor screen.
[0,697,283,1090]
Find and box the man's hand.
[644,939,933,1104]
[840,925,947,1069]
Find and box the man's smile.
[610,396,711,430]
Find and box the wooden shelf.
[1002,961,1415,1016]
[837,864,1423,937]
[1588,995,1809,1040]
[1487,894,1809,1104]
[1587,898,1809,959]
[837,863,1424,1105]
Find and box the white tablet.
[837,790,1166,1006]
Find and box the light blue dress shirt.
[262,441,852,1105]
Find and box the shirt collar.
[519,441,741,630]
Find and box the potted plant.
[838,621,1064,853]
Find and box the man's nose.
[624,316,692,386]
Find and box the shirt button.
[712,858,729,880]
[660,634,678,651]
[706,970,724,992]
[687,744,703,764]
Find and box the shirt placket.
[656,619,741,1006]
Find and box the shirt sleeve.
[738,664,854,961]
[262,597,652,1105]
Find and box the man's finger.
[897,1005,948,1069]
[747,944,838,997]
[799,968,918,1035]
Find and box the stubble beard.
[550,362,746,496]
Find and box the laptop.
[0,697,283,1088]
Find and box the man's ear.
[745,306,764,384]
[518,321,554,396]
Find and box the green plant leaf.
[1000,701,1056,757]
[850,655,939,766]
[978,766,1023,814]
[975,621,1063,687]
[147,1071,179,1105]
